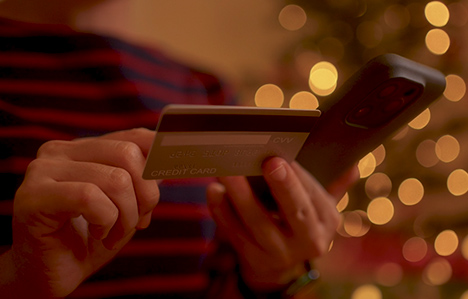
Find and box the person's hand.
[206,157,358,291]
[3,128,159,298]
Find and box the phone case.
[249,54,446,209]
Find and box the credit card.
[142,105,321,180]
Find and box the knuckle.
[37,140,68,157]
[77,183,102,207]
[114,141,142,165]
[108,167,133,188]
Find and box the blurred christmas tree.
[255,1,468,298]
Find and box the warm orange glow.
[365,172,392,199]
[254,84,284,108]
[435,135,460,163]
[447,169,468,196]
[403,237,428,262]
[398,178,424,206]
[289,91,319,110]
[425,1,450,27]
[358,153,376,178]
[409,108,431,129]
[425,29,450,55]
[279,5,307,31]
[444,74,466,102]
[434,230,458,256]
[367,197,394,225]
[416,139,438,168]
[351,284,382,299]
[423,258,452,286]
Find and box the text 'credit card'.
[143,105,320,180]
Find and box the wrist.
[0,249,62,299]
[237,261,320,299]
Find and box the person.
[0,0,358,298]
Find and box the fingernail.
[136,212,152,230]
[269,163,287,181]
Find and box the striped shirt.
[0,17,244,298]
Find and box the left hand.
[206,157,358,291]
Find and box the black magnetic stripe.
[157,114,318,132]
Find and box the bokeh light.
[447,169,468,196]
[336,192,349,213]
[408,108,431,129]
[254,84,284,108]
[444,74,466,102]
[342,210,370,237]
[461,235,468,260]
[425,29,450,55]
[367,197,394,225]
[375,263,403,287]
[425,1,450,27]
[358,152,377,178]
[365,172,392,199]
[423,258,452,286]
[289,91,319,109]
[309,61,338,96]
[279,4,307,31]
[398,178,424,206]
[372,145,386,166]
[416,139,439,168]
[434,230,458,257]
[403,237,428,263]
[448,2,468,27]
[435,135,460,163]
[351,284,382,299]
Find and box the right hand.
[5,128,159,298]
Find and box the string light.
[403,237,428,262]
[358,152,377,178]
[447,169,468,196]
[278,4,307,31]
[398,178,424,206]
[434,230,459,257]
[351,284,382,299]
[367,197,394,225]
[289,91,319,109]
[425,28,451,55]
[272,0,468,295]
[308,61,338,96]
[408,108,431,129]
[425,1,450,27]
[444,74,467,102]
[423,258,452,286]
[435,135,460,163]
[254,84,284,108]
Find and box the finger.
[24,158,141,247]
[38,136,159,229]
[262,158,320,235]
[290,161,342,221]
[263,158,340,256]
[15,178,118,241]
[99,127,155,157]
[206,182,255,254]
[325,164,360,200]
[217,176,287,254]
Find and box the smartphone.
[248,53,446,208]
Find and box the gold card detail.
[143,105,320,180]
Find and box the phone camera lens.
[353,106,372,119]
[378,84,398,98]
[384,98,405,113]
